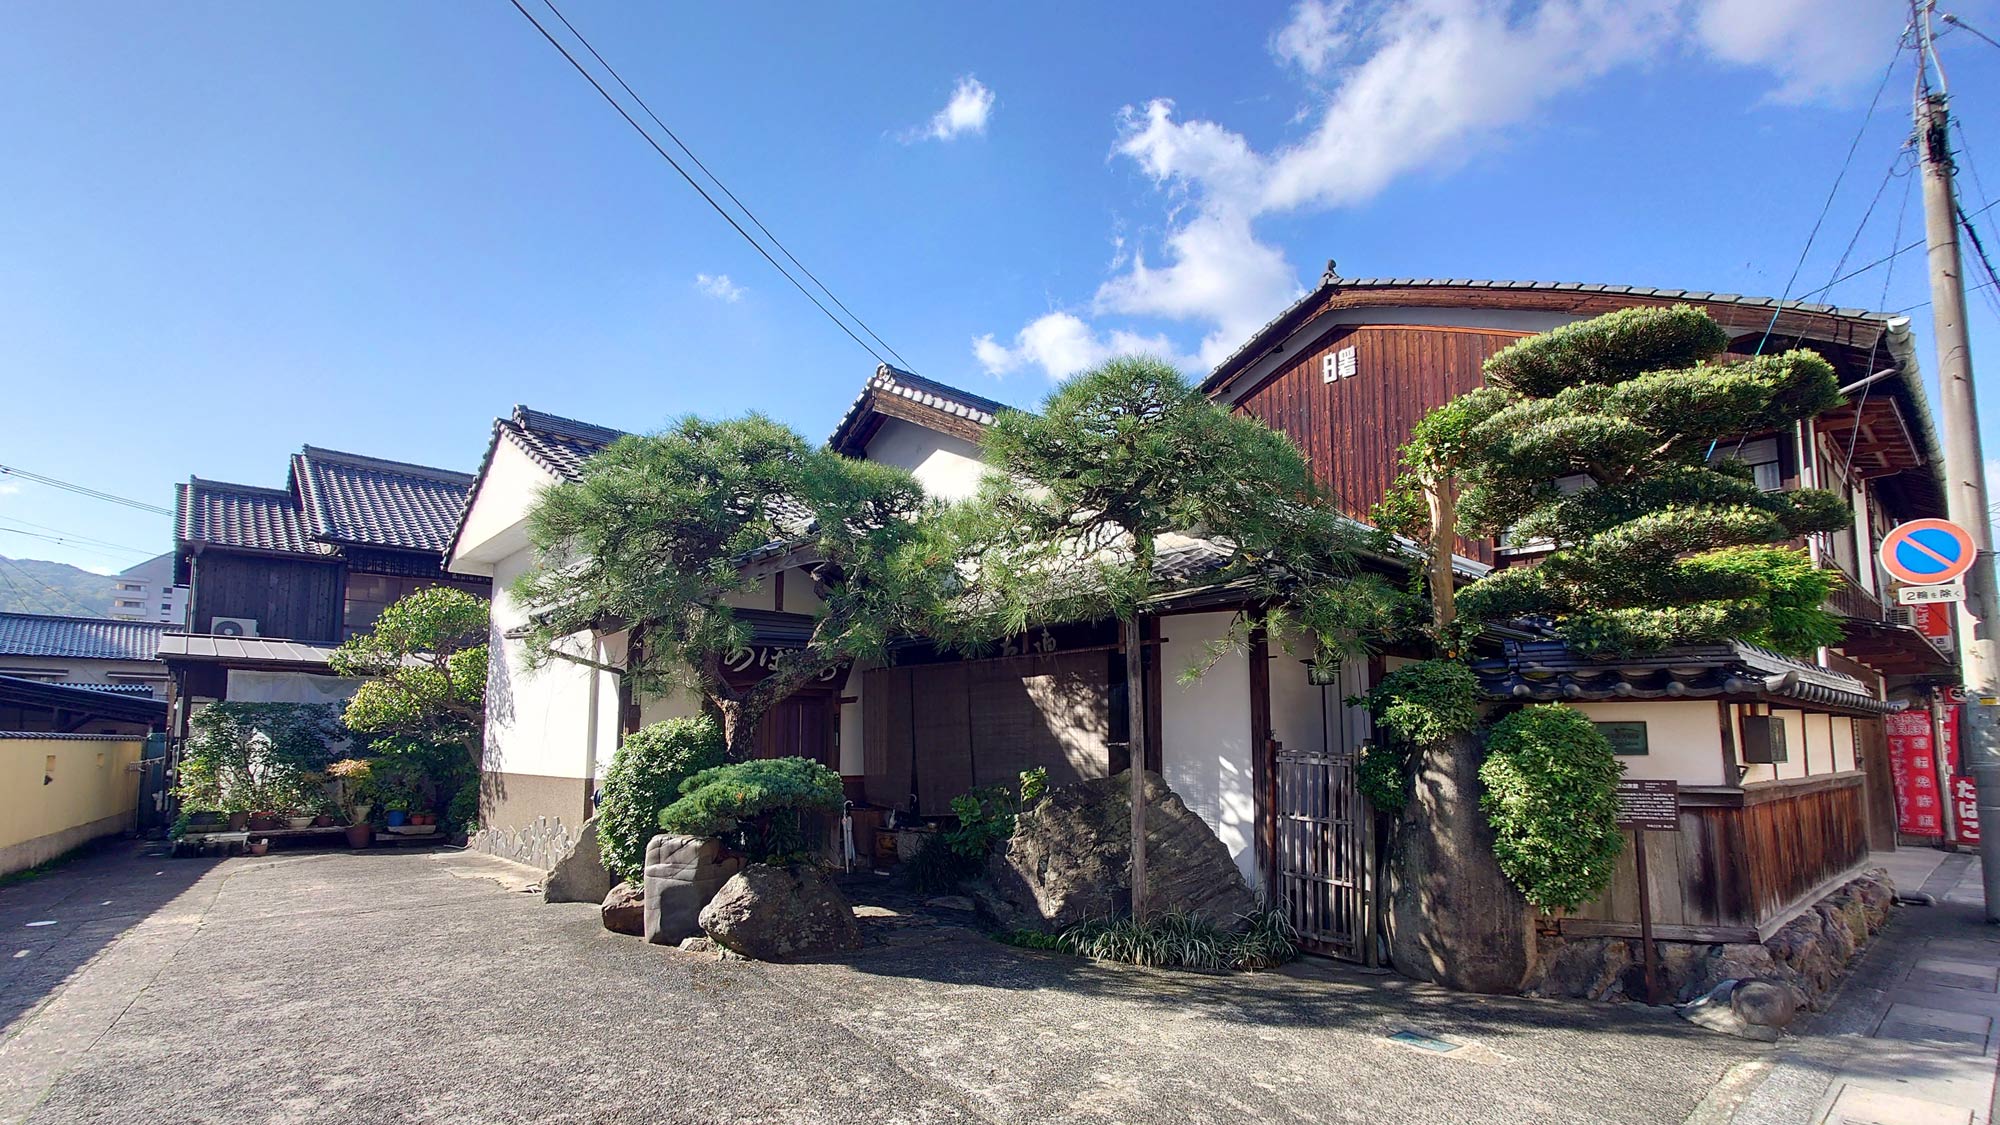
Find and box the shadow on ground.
[0,839,219,1037]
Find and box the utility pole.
[1914,4,2000,918]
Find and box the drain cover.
[1386,1029,1461,1054]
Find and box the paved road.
[0,842,1768,1124]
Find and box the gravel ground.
[0,843,1769,1124]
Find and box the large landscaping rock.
[643,834,744,946]
[544,813,612,905]
[977,769,1258,933]
[600,881,645,936]
[698,863,861,960]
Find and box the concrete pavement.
[1,842,1773,1124]
[1718,849,2000,1125]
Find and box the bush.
[1030,909,1300,972]
[366,738,476,824]
[176,702,343,815]
[1356,741,1412,814]
[1357,659,1481,748]
[1478,704,1625,912]
[446,781,481,837]
[658,756,843,864]
[596,717,726,882]
[906,833,987,894]
[910,768,1052,893]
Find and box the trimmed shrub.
[1359,659,1481,748]
[1478,704,1625,912]
[176,702,343,815]
[596,716,726,882]
[658,756,843,863]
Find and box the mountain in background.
[0,555,118,617]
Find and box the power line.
[1751,24,1913,355]
[505,0,900,371]
[1941,12,2000,52]
[536,0,913,372]
[0,515,154,556]
[1795,195,2000,302]
[0,526,149,562]
[0,464,173,516]
[0,566,65,616]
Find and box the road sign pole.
[1915,62,2000,919]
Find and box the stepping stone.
[1821,1083,1972,1125]
[1908,958,2000,993]
[1873,1004,1993,1052]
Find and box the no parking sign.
[1879,518,1977,586]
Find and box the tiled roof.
[67,682,162,696]
[0,613,171,661]
[829,364,1012,451]
[157,633,338,666]
[177,478,318,555]
[291,446,476,552]
[504,406,626,483]
[1203,272,1916,393]
[179,447,478,557]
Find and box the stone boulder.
[644,834,745,946]
[698,864,862,960]
[600,881,645,936]
[978,770,1258,933]
[1677,978,1802,1041]
[544,813,612,905]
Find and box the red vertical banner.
[1885,709,1943,837]
[1942,693,1981,847]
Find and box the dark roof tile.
[0,613,171,661]
[291,447,476,551]
[176,479,317,554]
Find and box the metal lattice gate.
[1273,666,1375,962]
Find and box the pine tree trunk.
[1425,476,1457,635]
[1387,724,1534,993]
[715,699,757,762]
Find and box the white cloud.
[973,312,1193,381]
[974,0,1902,378]
[912,76,995,142]
[694,273,744,302]
[1694,0,1908,105]
[1272,0,1354,76]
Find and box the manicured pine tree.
[515,414,932,760]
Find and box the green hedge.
[596,716,726,882]
[1478,704,1624,912]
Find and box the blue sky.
[3,0,1998,577]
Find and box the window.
[344,574,481,637]
[1710,437,1783,492]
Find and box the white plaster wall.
[482,548,598,782]
[449,439,548,575]
[838,660,868,776]
[1833,715,1857,772]
[861,417,987,501]
[1158,612,1256,885]
[1570,701,1728,786]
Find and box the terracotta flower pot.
[247,839,270,856]
[313,814,334,828]
[345,824,372,849]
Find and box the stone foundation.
[472,815,582,873]
[1526,867,1895,1009]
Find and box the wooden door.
[755,690,835,768]
[1273,664,1374,962]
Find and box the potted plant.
[249,810,281,831]
[247,838,270,856]
[285,810,314,830]
[385,798,410,828]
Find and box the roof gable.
[829,365,1008,455]
[177,478,319,555]
[291,446,476,552]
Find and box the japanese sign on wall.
[1885,709,1943,837]
[1614,779,1679,831]
[1942,691,1981,848]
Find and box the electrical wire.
[535,0,913,372]
[0,515,154,556]
[0,566,66,616]
[1797,196,2000,302]
[0,556,97,617]
[504,0,900,370]
[0,464,174,516]
[1942,11,2000,51]
[1750,24,1914,357]
[0,526,149,563]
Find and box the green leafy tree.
[596,716,727,882]
[1479,705,1625,913]
[941,356,1394,916]
[1447,305,1850,652]
[329,586,489,749]
[514,415,931,760]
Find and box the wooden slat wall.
[861,667,912,808]
[1563,775,1870,939]
[912,664,972,814]
[188,550,344,642]
[1230,324,1527,563]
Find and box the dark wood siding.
[1230,324,1528,563]
[187,549,343,643]
[1559,774,1870,942]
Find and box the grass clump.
[1004,909,1300,972]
